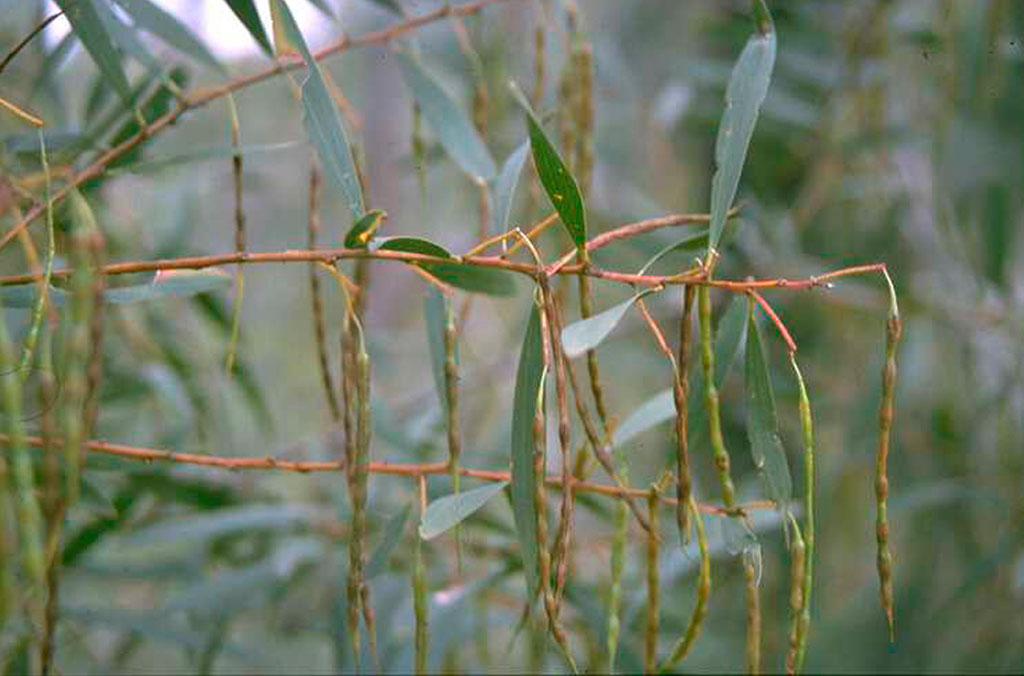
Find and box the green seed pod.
[699,286,736,508]
[605,492,627,673]
[744,547,762,675]
[790,355,816,672]
[785,524,807,675]
[660,497,711,672]
[413,522,428,675]
[674,285,696,541]
[443,301,464,571]
[876,310,902,644]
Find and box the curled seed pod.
[307,163,341,420]
[660,497,711,672]
[414,477,429,675]
[674,285,696,541]
[789,355,816,672]
[744,547,762,675]
[699,286,737,508]
[876,296,902,644]
[644,485,661,674]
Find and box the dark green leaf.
[53,0,132,103]
[510,84,586,247]
[419,481,509,540]
[111,0,222,71]
[221,0,273,55]
[491,141,530,235]
[345,210,386,248]
[273,0,365,217]
[510,305,544,597]
[372,236,451,259]
[744,305,792,514]
[708,15,776,252]
[397,52,496,181]
[419,261,517,297]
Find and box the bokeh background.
[1,0,1023,673]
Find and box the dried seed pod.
[699,286,737,508]
[644,485,661,673]
[674,285,696,540]
[875,290,902,644]
[785,523,807,675]
[744,547,762,675]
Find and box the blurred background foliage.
[1,0,1023,673]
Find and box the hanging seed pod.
[789,355,816,672]
[307,163,341,420]
[674,285,696,540]
[875,275,901,644]
[605,477,628,673]
[660,497,712,672]
[785,521,807,675]
[414,477,429,675]
[18,130,55,380]
[38,323,61,676]
[644,485,661,674]
[699,286,737,508]
[744,547,762,675]
[443,300,464,572]
[576,251,610,433]
[573,42,594,196]
[356,344,379,669]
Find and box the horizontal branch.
[2,433,771,517]
[0,0,521,252]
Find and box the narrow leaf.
[111,0,222,71]
[221,0,273,55]
[397,52,496,181]
[490,141,530,235]
[367,504,412,578]
[372,236,451,259]
[708,14,776,252]
[510,305,544,596]
[561,291,653,359]
[745,306,792,514]
[54,0,132,103]
[419,262,517,297]
[273,0,365,218]
[510,84,586,247]
[419,481,509,540]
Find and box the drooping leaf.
[273,0,365,218]
[0,269,232,309]
[490,141,530,235]
[744,305,792,515]
[367,504,412,578]
[110,0,222,71]
[221,0,273,55]
[510,84,587,247]
[372,236,451,259]
[397,52,496,181]
[708,12,776,252]
[561,290,654,359]
[424,288,452,410]
[613,295,748,449]
[53,0,132,103]
[419,481,509,540]
[345,210,386,248]
[419,261,517,297]
[510,305,544,597]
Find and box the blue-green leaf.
[0,269,232,309]
[561,290,654,359]
[510,84,586,247]
[744,304,792,514]
[221,0,273,55]
[490,141,530,235]
[397,52,496,181]
[419,481,509,540]
[54,0,132,104]
[510,305,545,597]
[273,0,365,218]
[708,13,776,252]
[110,0,222,71]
